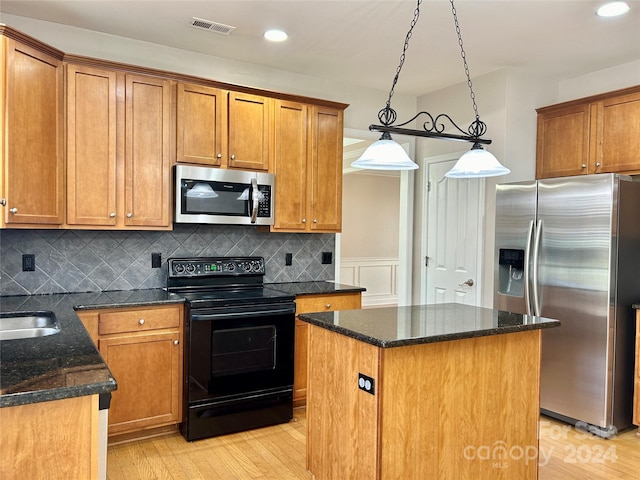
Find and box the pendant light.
[352,0,510,179]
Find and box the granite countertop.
[268,281,365,296]
[633,304,640,309]
[0,289,184,408]
[299,303,560,348]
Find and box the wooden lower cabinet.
[78,304,183,439]
[0,395,99,479]
[293,292,361,407]
[634,309,640,433]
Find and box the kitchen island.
[299,303,560,480]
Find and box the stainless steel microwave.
[175,165,274,225]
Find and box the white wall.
[558,60,640,102]
[341,173,400,258]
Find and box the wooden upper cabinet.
[66,67,173,229]
[124,74,172,227]
[309,106,343,232]
[536,104,590,179]
[66,64,117,226]
[536,85,640,179]
[593,90,640,174]
[271,101,344,233]
[176,86,270,170]
[176,83,228,166]
[1,36,64,226]
[227,92,271,171]
[272,100,309,231]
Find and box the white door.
[424,159,484,305]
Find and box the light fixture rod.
[369,124,492,145]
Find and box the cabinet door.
[66,64,117,225]
[99,331,182,434]
[536,104,590,179]
[272,100,309,231]
[176,83,228,166]
[309,106,343,232]
[124,74,172,227]
[593,91,640,175]
[227,92,271,171]
[3,39,63,225]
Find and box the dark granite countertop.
[0,289,184,408]
[268,281,365,296]
[298,303,560,348]
[633,304,640,309]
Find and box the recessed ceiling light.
[596,1,630,17]
[264,29,288,42]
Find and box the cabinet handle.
[138,319,145,325]
[325,303,331,309]
[581,164,587,169]
[126,212,133,218]
[595,162,601,167]
[173,339,179,346]
[230,154,236,160]
[217,153,222,159]
[9,208,17,214]
[109,212,116,218]
[302,218,307,223]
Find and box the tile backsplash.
[0,225,335,296]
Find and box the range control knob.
[175,264,185,274]
[226,263,236,272]
[186,264,196,273]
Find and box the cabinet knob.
[109,212,116,218]
[0,198,6,206]
[126,212,133,218]
[302,218,307,223]
[217,153,222,159]
[595,162,601,167]
[325,303,331,309]
[581,164,587,169]
[138,319,145,325]
[230,154,236,160]
[313,219,318,223]
[9,208,17,214]
[173,339,179,346]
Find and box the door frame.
[337,128,415,306]
[418,152,486,306]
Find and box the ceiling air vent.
[189,17,236,35]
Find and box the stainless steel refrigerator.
[494,173,640,435]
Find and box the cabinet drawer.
[296,293,361,314]
[98,305,180,335]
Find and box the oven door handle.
[191,307,295,321]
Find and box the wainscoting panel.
[340,257,398,307]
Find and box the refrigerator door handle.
[524,220,535,316]
[531,219,543,316]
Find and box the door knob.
[458,279,474,287]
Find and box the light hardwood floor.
[107,409,640,479]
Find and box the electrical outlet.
[321,251,332,264]
[285,253,293,266]
[22,254,35,272]
[358,373,375,395]
[151,252,162,268]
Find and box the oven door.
[187,302,295,404]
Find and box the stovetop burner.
[166,257,294,307]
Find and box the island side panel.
[0,394,99,480]
[380,330,541,480]
[306,324,381,480]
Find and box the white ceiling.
[1,0,639,97]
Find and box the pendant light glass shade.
[445,143,510,178]
[351,134,418,170]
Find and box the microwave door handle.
[250,177,258,223]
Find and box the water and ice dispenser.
[497,249,525,297]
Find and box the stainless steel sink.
[0,311,61,340]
